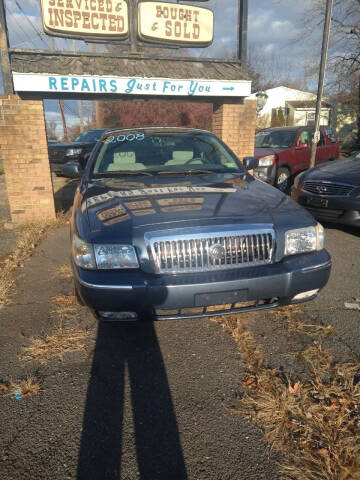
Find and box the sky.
[0,0,323,137]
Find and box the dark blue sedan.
[64,127,331,323]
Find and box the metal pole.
[0,0,13,94]
[129,0,139,55]
[59,99,68,140]
[238,0,248,64]
[309,0,333,169]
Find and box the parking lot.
[0,176,359,479]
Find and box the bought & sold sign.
[138,2,213,46]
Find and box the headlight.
[72,234,96,269]
[258,155,276,166]
[94,245,139,269]
[66,148,83,156]
[285,223,324,256]
[72,234,139,269]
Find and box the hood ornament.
[209,243,226,261]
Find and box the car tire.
[276,167,291,193]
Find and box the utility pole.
[92,43,102,129]
[0,0,13,94]
[59,99,68,140]
[72,39,84,133]
[79,99,84,132]
[238,0,248,64]
[310,0,333,169]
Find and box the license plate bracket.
[195,289,249,307]
[307,197,328,208]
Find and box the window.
[92,131,242,176]
[255,130,297,149]
[308,129,325,146]
[296,130,311,147]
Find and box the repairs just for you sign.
[138,1,214,45]
[12,73,252,97]
[40,0,129,39]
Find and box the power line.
[5,5,37,49]
[64,103,78,116]
[14,0,51,49]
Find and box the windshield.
[255,130,297,149]
[91,131,242,176]
[74,130,104,143]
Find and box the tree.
[96,100,213,130]
[246,47,310,93]
[295,0,360,145]
[277,106,285,126]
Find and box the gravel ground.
[0,176,17,260]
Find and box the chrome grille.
[303,181,355,197]
[145,225,275,274]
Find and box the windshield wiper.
[157,169,215,175]
[97,171,154,176]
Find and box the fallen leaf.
[242,376,256,387]
[316,448,329,457]
[289,381,302,395]
[0,382,10,392]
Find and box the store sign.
[40,0,129,39]
[138,1,213,45]
[12,73,252,97]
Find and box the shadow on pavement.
[323,223,360,238]
[77,322,187,480]
[53,178,79,214]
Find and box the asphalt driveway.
[0,227,280,480]
[0,218,358,479]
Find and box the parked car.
[64,127,331,324]
[291,153,360,227]
[48,128,106,175]
[253,126,339,192]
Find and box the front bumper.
[253,166,276,185]
[291,188,360,227]
[73,250,331,321]
[50,162,66,174]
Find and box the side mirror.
[243,157,259,171]
[62,161,82,178]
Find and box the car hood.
[81,173,314,238]
[304,157,360,185]
[254,147,284,158]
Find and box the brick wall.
[0,95,55,223]
[212,98,257,162]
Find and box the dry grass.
[55,263,72,279]
[51,294,79,320]
[0,376,42,398]
[22,325,89,365]
[270,305,337,337]
[213,314,360,480]
[0,213,68,306]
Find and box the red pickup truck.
[253,126,340,191]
